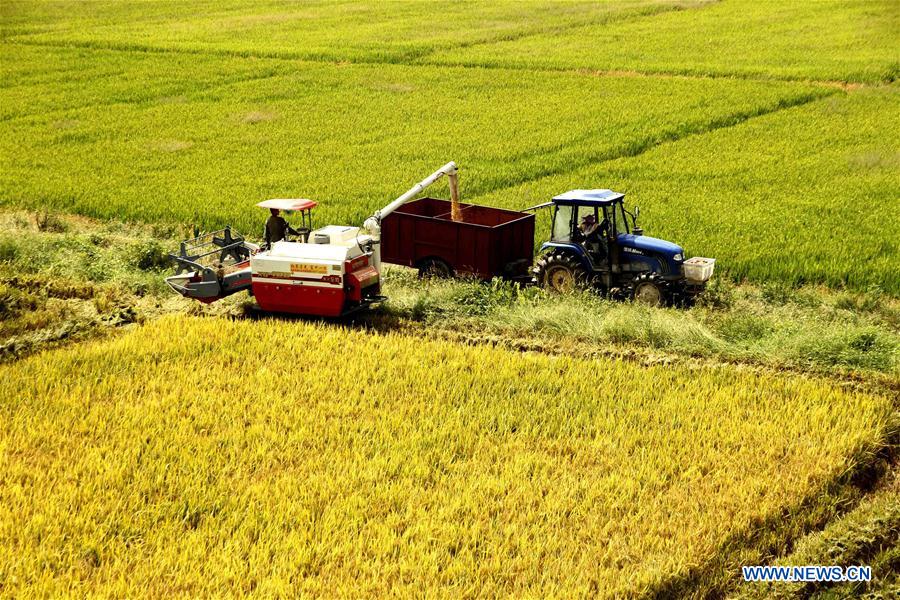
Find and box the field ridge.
[416,58,887,91]
[730,463,899,599]
[405,1,714,64]
[417,328,899,397]
[469,89,836,208]
[646,432,898,598]
[6,36,871,90]
[0,64,285,124]
[0,1,710,67]
[423,0,900,85]
[5,203,899,380]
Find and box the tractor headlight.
[673,253,683,262]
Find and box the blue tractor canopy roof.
[552,189,625,206]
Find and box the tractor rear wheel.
[534,253,588,293]
[632,273,667,306]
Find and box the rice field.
[1,1,898,597]
[1,316,894,597]
[427,0,900,84]
[0,43,827,233]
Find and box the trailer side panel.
[381,197,534,279]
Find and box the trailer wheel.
[417,258,454,279]
[632,273,667,306]
[534,253,587,293]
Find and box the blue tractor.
[530,189,714,305]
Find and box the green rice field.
[2,1,897,292]
[428,0,900,83]
[0,44,827,232]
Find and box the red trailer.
[380,197,534,280]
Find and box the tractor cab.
[533,189,714,305]
[547,189,635,265]
[256,198,317,243]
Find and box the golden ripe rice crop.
[1,316,892,597]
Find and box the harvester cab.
[531,189,715,305]
[256,198,317,245]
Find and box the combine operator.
[264,208,300,249]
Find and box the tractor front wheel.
[632,273,667,306]
[534,253,587,293]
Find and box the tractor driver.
[264,208,300,248]
[578,213,607,261]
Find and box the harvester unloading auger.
[166,161,714,316]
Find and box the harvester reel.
[218,245,248,265]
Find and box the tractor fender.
[538,242,595,272]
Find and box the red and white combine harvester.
[166,162,461,317]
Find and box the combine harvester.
[166,162,714,316]
[166,163,462,317]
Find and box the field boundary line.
[763,467,900,600]
[647,430,899,598]
[466,89,838,204]
[403,1,715,64]
[0,0,708,68]
[0,68,285,123]
[3,35,870,94]
[391,324,899,396]
[414,57,877,91]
